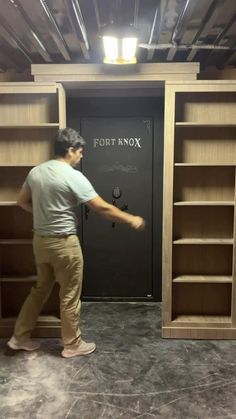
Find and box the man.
[7,128,145,359]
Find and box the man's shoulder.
[69,168,89,183]
[27,160,53,176]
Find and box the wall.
[199,66,236,80]
[0,69,32,82]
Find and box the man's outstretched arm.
[86,196,145,230]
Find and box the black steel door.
[81,117,153,298]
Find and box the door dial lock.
[112,186,122,199]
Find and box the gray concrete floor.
[1,302,236,418]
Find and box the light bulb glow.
[122,37,137,61]
[103,36,118,62]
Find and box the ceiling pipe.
[139,43,235,51]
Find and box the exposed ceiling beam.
[0,54,9,72]
[39,0,71,61]
[214,19,236,67]
[223,50,236,67]
[179,0,214,45]
[158,0,182,44]
[71,0,89,51]
[93,0,102,32]
[0,0,235,71]
[167,0,196,61]
[65,0,90,59]
[146,0,167,61]
[186,0,234,62]
[147,6,159,61]
[8,0,52,62]
[186,0,218,62]
[0,20,32,64]
[134,0,140,29]
[0,44,23,71]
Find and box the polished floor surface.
[1,302,236,419]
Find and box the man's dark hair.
[54,128,86,157]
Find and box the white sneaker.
[61,340,96,358]
[7,336,40,351]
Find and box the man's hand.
[129,216,145,231]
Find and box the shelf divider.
[0,239,32,245]
[174,163,236,167]
[174,201,235,206]
[0,123,60,128]
[173,238,234,245]
[0,276,37,283]
[0,201,17,206]
[175,122,236,127]
[173,275,232,283]
[172,315,232,324]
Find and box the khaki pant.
[14,234,84,349]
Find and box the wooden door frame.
[30,63,199,302]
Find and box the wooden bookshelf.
[0,82,66,338]
[162,81,236,339]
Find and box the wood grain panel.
[0,128,57,165]
[174,166,235,201]
[173,244,233,277]
[172,283,231,316]
[173,206,234,239]
[0,94,58,124]
[175,127,236,164]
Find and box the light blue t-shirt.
[24,160,97,236]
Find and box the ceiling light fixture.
[102,25,138,64]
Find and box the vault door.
[81,117,153,298]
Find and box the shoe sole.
[61,346,96,358]
[7,342,40,351]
